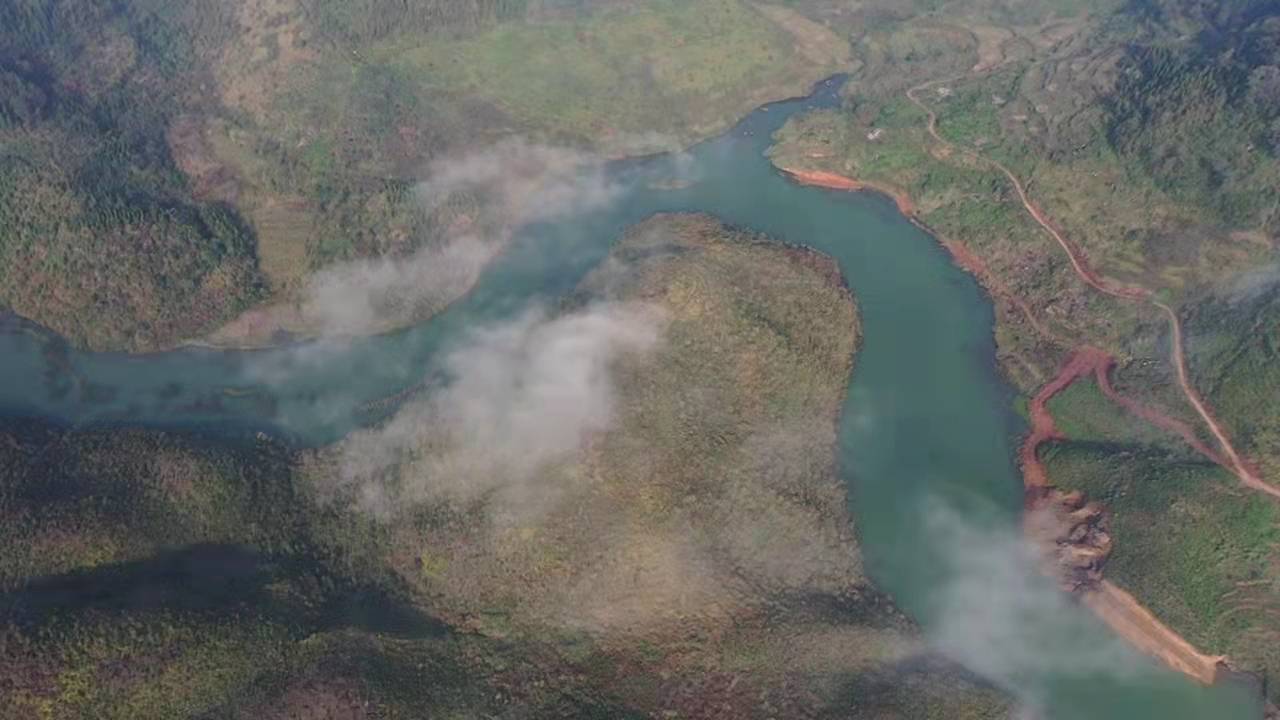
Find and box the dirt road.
[783,159,1238,687]
[904,78,1278,501]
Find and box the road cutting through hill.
[904,77,1277,501]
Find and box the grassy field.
[370,0,847,148]
[1045,377,1184,452]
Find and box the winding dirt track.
[897,75,1280,686]
[1152,299,1280,499]
[1019,347,1233,492]
[903,79,1280,501]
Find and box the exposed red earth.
[1019,348,1111,495]
[1095,355,1229,469]
[782,71,1280,692]
[1021,347,1232,499]
[779,169,917,215]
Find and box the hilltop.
[0,214,1007,718]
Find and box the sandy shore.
[1083,581,1226,685]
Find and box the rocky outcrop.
[1024,489,1113,592]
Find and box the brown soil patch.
[780,168,917,216]
[1019,345,1237,505]
[1096,361,1228,468]
[248,197,315,290]
[1020,348,1111,496]
[966,24,1012,73]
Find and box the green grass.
[935,84,1005,149]
[1046,378,1182,450]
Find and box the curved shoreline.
[779,168,1058,346]
[776,163,1242,692]
[902,79,1274,501]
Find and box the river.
[0,78,1262,718]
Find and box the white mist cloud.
[288,138,622,339]
[334,301,665,520]
[300,234,497,337]
[923,500,1149,709]
[415,137,620,227]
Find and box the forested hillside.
[0,216,1009,719]
[0,0,848,351]
[0,0,265,350]
[1105,0,1280,228]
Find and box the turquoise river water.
[0,78,1261,718]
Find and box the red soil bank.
[780,167,1057,344]
[780,168,917,215]
[1019,347,1237,509]
[1020,348,1111,502]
